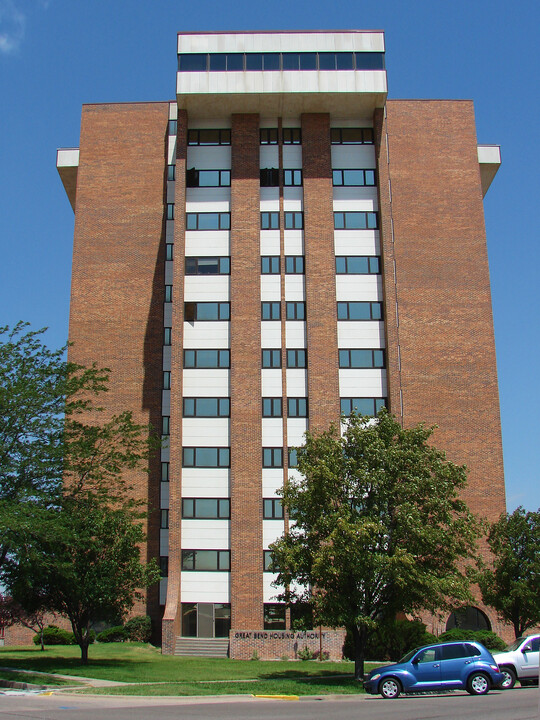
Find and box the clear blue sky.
[1,0,538,512]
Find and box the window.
[163,371,171,390]
[334,212,378,230]
[246,53,280,71]
[415,647,439,664]
[355,52,385,70]
[318,52,354,70]
[187,129,231,146]
[335,256,380,274]
[282,128,301,144]
[287,349,306,368]
[264,603,286,630]
[167,164,176,181]
[332,169,376,186]
[283,169,302,186]
[331,127,374,145]
[185,257,230,275]
[262,398,282,417]
[263,498,283,519]
[167,204,175,220]
[337,302,383,320]
[260,168,280,187]
[262,349,282,368]
[181,549,230,571]
[263,550,278,572]
[285,256,304,274]
[261,256,280,274]
[184,302,230,321]
[263,447,283,468]
[186,212,230,230]
[160,509,169,529]
[464,643,482,657]
[183,349,230,369]
[178,54,207,72]
[182,447,230,468]
[168,120,177,136]
[440,644,469,660]
[164,327,172,346]
[288,448,298,468]
[161,462,169,482]
[159,556,169,577]
[341,398,386,416]
[182,498,230,519]
[186,169,231,188]
[164,285,172,303]
[260,128,278,144]
[166,244,174,261]
[286,302,305,320]
[183,398,230,417]
[162,416,170,436]
[287,398,308,417]
[261,302,281,320]
[178,52,385,75]
[339,349,385,368]
[284,211,303,229]
[209,53,244,71]
[261,211,279,230]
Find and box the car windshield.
[504,638,525,652]
[398,648,419,664]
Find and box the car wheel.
[467,672,490,695]
[499,667,517,690]
[379,677,401,699]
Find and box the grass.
[0,643,375,695]
[0,669,82,687]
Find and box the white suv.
[493,635,540,689]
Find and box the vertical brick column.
[229,113,263,629]
[381,100,506,521]
[162,108,188,652]
[301,114,340,433]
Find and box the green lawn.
[0,643,373,695]
[0,669,82,686]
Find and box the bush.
[438,628,506,651]
[124,615,152,643]
[96,625,128,643]
[343,619,438,662]
[297,645,316,660]
[33,625,75,646]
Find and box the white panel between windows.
[261,369,283,396]
[263,573,281,603]
[160,529,169,556]
[331,145,376,169]
[283,231,304,255]
[182,521,230,549]
[262,469,286,496]
[185,195,230,212]
[181,573,230,603]
[282,146,302,169]
[337,322,386,348]
[260,146,279,168]
[183,322,230,349]
[187,146,232,169]
[187,117,231,129]
[334,230,379,256]
[260,322,281,347]
[263,520,285,548]
[168,137,177,165]
[260,275,281,301]
[286,369,308,396]
[287,418,308,447]
[161,482,170,509]
[285,321,306,348]
[184,276,230,302]
[182,418,229,446]
[335,275,382,301]
[283,187,303,204]
[183,369,230,396]
[262,418,284,446]
[181,470,230,497]
[338,369,387,397]
[284,276,305,302]
[159,578,168,605]
[260,187,280,205]
[333,192,378,212]
[260,231,280,255]
[185,231,230,256]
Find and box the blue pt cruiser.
[364,641,503,698]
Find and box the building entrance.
[181,603,231,638]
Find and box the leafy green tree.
[270,410,481,680]
[477,507,540,638]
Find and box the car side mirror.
[411,658,419,665]
[522,646,532,653]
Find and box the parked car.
[493,635,540,689]
[364,640,503,698]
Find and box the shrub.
[33,625,75,646]
[96,625,128,643]
[343,619,438,662]
[438,628,506,651]
[124,615,152,643]
[297,645,316,660]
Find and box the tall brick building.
[56,30,506,656]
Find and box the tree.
[3,493,160,663]
[477,507,540,638]
[270,409,481,680]
[0,595,51,651]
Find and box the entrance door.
[198,603,214,638]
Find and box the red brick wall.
[229,628,346,660]
[229,114,264,628]
[301,114,340,433]
[68,102,169,630]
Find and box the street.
[0,687,538,720]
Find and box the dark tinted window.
[441,644,469,660]
[465,643,482,657]
[178,54,207,71]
